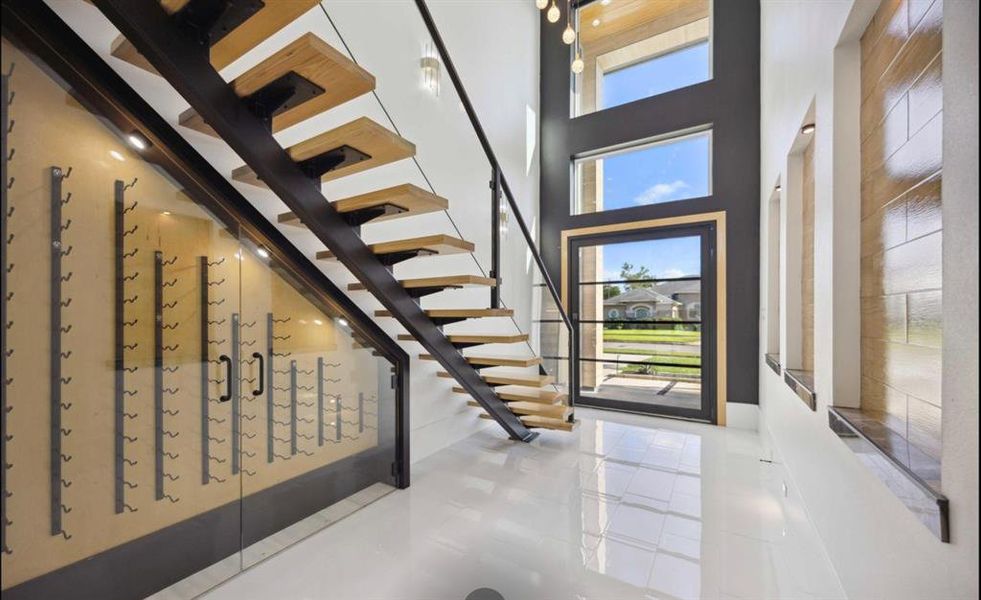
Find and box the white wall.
[53,0,542,464]
[759,1,978,598]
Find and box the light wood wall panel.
[860,0,943,460]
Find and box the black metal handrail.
[414,0,574,334]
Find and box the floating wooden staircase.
[315,234,474,265]
[350,275,495,299]
[438,369,552,388]
[232,116,415,186]
[100,1,574,436]
[110,0,321,75]
[420,353,541,368]
[399,332,528,349]
[279,184,448,228]
[179,32,376,135]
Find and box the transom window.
[573,128,712,215]
[572,0,712,117]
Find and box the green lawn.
[603,346,702,377]
[602,329,701,344]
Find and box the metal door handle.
[219,354,232,402]
[252,352,264,396]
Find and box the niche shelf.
[828,407,948,542]
[764,353,781,375]
[784,369,815,410]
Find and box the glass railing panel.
[322,1,571,408]
[319,1,573,407]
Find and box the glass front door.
[570,224,717,422]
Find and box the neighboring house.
[604,280,702,321]
[652,279,702,320]
[603,288,681,320]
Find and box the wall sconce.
[499,198,509,236]
[421,43,441,97]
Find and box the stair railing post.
[489,166,501,309]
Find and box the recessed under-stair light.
[256,247,270,259]
[126,132,149,151]
[337,318,349,327]
[800,123,816,135]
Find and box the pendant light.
[536,0,548,9]
[546,1,561,23]
[571,49,584,74]
[561,0,576,44]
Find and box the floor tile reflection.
[203,408,844,600]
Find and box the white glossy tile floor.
[202,409,845,600]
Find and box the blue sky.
[591,41,711,213]
[602,41,710,110]
[581,236,701,281]
[600,132,710,212]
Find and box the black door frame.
[569,222,717,423]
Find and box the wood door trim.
[560,210,728,425]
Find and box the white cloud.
[662,268,686,279]
[632,180,690,205]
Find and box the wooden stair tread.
[280,184,448,228]
[349,275,494,292]
[180,33,375,135]
[376,308,513,319]
[232,117,415,187]
[467,400,570,420]
[420,353,541,368]
[398,333,529,345]
[479,413,578,432]
[439,370,553,387]
[454,385,565,404]
[316,234,474,260]
[110,0,320,74]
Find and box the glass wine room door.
[1,25,401,600]
[0,34,247,598]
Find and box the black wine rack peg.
[48,165,78,539]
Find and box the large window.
[573,129,711,215]
[572,0,712,117]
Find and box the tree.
[619,262,652,289]
[603,284,622,299]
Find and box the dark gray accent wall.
[539,0,761,404]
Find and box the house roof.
[604,287,680,305]
[651,279,701,296]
